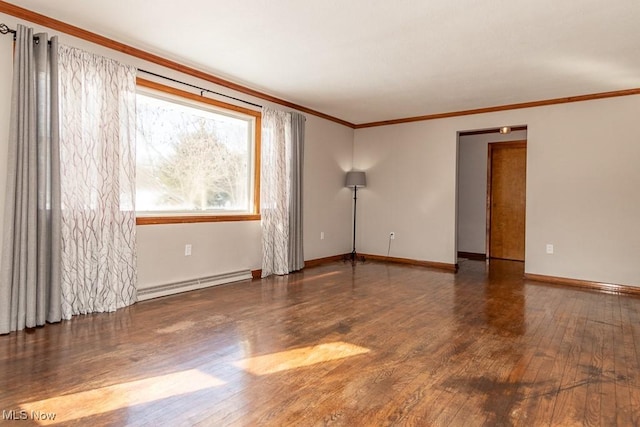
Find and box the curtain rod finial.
[0,23,16,35]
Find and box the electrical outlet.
[320,232,325,240]
[390,232,395,240]
[185,244,192,256]
[546,244,554,254]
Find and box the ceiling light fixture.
[499,126,511,134]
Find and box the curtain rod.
[0,22,50,45]
[1,23,262,108]
[138,69,262,109]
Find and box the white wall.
[354,96,640,287]
[525,98,639,286]
[304,114,354,261]
[0,12,354,290]
[457,130,527,254]
[354,121,458,264]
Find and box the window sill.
[136,214,261,225]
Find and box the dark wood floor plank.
[600,294,620,426]
[548,287,592,426]
[614,294,637,426]
[509,286,568,424]
[526,288,580,424]
[583,296,605,427]
[486,284,561,424]
[533,288,584,425]
[620,295,640,426]
[1,259,640,426]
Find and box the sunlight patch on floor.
[20,369,225,425]
[268,270,342,287]
[301,271,342,283]
[233,341,370,376]
[155,320,196,333]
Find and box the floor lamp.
[345,170,366,263]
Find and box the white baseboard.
[137,269,252,301]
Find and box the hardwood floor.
[1,259,639,426]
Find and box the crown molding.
[355,88,640,128]
[0,1,355,128]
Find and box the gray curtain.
[0,25,62,334]
[288,112,305,272]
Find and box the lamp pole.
[345,170,366,264]
[351,185,358,262]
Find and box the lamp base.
[344,250,365,265]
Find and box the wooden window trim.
[137,214,260,225]
[135,78,261,225]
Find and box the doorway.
[456,127,527,262]
[486,141,527,261]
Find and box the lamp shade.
[345,171,366,188]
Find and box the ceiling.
[3,0,640,125]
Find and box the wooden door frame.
[486,140,527,259]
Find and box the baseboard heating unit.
[137,269,252,301]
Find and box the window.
[135,79,261,225]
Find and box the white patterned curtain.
[57,45,137,318]
[261,108,291,277]
[260,108,305,277]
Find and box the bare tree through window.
[136,93,253,213]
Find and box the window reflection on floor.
[20,369,225,425]
[233,341,370,376]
